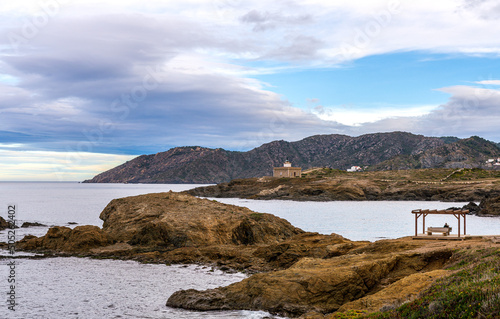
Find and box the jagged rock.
[18,225,109,252]
[0,216,18,230]
[0,216,9,230]
[21,222,47,228]
[478,196,500,216]
[461,201,480,215]
[99,192,303,246]
[252,232,362,269]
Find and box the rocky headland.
[186,168,500,202]
[12,191,500,318]
[16,192,310,272]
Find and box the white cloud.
[0,149,136,181]
[0,143,23,148]
[1,0,500,180]
[359,83,500,140]
[312,104,437,126]
[3,0,499,69]
[476,80,500,86]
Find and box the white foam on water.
[0,257,281,319]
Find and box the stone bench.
[427,227,452,236]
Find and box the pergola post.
[423,214,425,234]
[415,212,418,236]
[464,213,466,235]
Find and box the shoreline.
[186,177,500,202]
[6,191,500,318]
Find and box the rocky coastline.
[186,172,500,202]
[9,191,500,318]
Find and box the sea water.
[0,182,282,318]
[210,198,500,241]
[1,182,500,318]
[0,258,272,319]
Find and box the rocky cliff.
[84,131,463,184]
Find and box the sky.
[1,0,500,181]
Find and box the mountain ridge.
[83,132,500,184]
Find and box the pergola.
[411,209,469,238]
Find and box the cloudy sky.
[1,0,500,181]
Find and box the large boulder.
[99,192,303,247]
[18,225,109,252]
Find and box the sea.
[1,182,500,319]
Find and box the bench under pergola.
[412,209,469,238]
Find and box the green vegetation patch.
[329,310,369,318]
[301,168,500,183]
[447,168,500,181]
[368,248,500,319]
[302,168,348,178]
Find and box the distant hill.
[83,132,500,184]
[373,136,500,170]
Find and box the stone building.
[273,161,302,178]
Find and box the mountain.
[83,132,500,184]
[373,136,500,170]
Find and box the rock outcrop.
[99,192,302,246]
[17,192,305,271]
[336,269,448,314]
[18,225,109,252]
[0,216,9,230]
[477,195,500,216]
[21,221,47,228]
[461,201,481,215]
[166,240,458,317]
[186,174,500,202]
